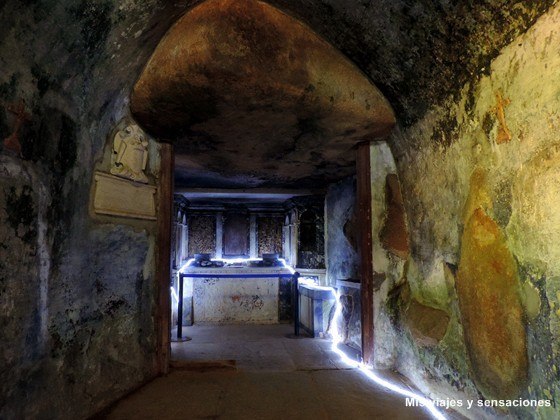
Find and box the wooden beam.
[155,142,174,375]
[356,142,374,365]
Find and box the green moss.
[407,259,450,310]
[386,282,406,325]
[438,312,471,380]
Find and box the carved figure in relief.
[110,123,149,183]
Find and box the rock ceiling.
[131,0,395,189]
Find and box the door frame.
[356,142,374,365]
[155,142,174,374]
[156,142,376,370]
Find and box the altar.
[180,263,294,325]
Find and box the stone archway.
[129,0,396,370]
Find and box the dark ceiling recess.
[131,0,395,189]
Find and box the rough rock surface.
[457,207,527,399]
[0,1,172,416]
[374,5,560,417]
[325,177,358,285]
[508,144,560,276]
[379,174,409,260]
[131,0,395,189]
[0,0,558,418]
[0,157,46,415]
[337,283,362,351]
[405,298,450,348]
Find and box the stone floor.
[103,325,435,419]
[171,324,349,371]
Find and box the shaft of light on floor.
[173,257,445,419]
[328,287,446,420]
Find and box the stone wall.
[0,0,180,417]
[1,0,557,418]
[0,156,50,416]
[325,177,358,286]
[0,129,162,419]
[336,281,361,351]
[369,4,560,417]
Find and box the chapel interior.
[1,0,560,419]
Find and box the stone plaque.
[93,171,157,220]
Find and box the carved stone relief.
[110,123,149,184]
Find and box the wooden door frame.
[356,142,374,365]
[156,141,376,370]
[155,142,174,374]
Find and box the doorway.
[167,191,329,367]
[135,0,394,373]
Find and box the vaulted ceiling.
[131,0,395,189]
[0,0,552,189]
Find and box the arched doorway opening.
[130,0,395,372]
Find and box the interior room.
[2,0,560,419]
[130,0,387,382]
[171,191,325,320]
[169,190,336,369]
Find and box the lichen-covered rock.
[457,207,527,399]
[521,281,541,321]
[461,168,493,225]
[508,144,560,275]
[378,5,560,416]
